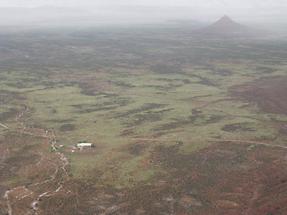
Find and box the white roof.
[77,143,93,147]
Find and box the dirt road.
[3,106,71,215]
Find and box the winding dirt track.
[3,99,287,214]
[0,122,9,129]
[3,106,71,215]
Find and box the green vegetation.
[1,27,287,188]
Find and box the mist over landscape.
[0,0,287,27]
[1,1,287,215]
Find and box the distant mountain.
[199,15,258,37]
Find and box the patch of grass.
[1,32,286,189]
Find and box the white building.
[76,143,94,150]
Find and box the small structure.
[76,143,95,150]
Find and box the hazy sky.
[1,0,286,8]
[0,0,286,26]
